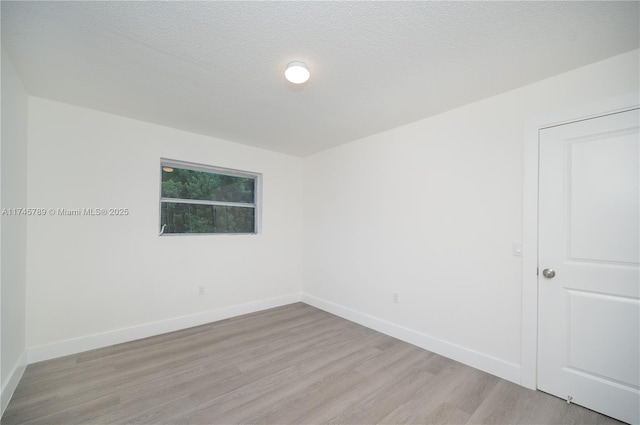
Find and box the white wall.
[1,48,29,413]
[26,98,303,357]
[303,49,640,382]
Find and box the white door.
[538,108,640,424]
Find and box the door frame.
[520,91,640,389]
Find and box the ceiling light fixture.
[285,61,310,84]
[162,167,174,173]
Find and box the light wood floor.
[2,303,624,425]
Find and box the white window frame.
[159,158,262,235]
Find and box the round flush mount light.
[162,167,174,173]
[285,61,310,84]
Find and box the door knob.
[542,268,556,278]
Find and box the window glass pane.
[161,202,255,234]
[161,167,255,203]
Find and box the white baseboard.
[1,350,27,417]
[28,293,301,364]
[24,292,519,390]
[301,293,521,384]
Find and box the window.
[160,159,260,235]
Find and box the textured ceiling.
[2,1,638,157]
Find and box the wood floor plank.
[377,358,473,424]
[418,401,472,425]
[1,303,625,425]
[179,341,383,424]
[326,369,433,425]
[444,367,500,416]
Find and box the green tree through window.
[160,161,259,234]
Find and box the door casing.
[521,91,640,389]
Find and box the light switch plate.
[513,242,523,256]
